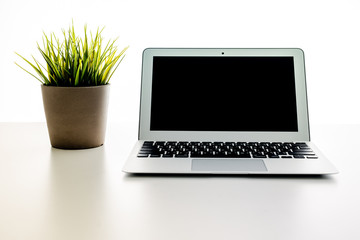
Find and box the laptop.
[123,48,338,175]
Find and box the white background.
[0,0,359,124]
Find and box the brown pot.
[41,85,110,149]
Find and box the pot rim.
[41,84,110,89]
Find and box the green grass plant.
[15,22,128,86]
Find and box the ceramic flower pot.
[41,85,110,149]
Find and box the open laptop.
[123,48,338,175]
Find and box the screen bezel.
[138,48,310,142]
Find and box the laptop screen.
[150,56,298,132]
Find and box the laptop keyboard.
[137,141,318,159]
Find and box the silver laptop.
[123,48,338,175]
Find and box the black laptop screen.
[150,56,298,132]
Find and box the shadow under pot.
[41,84,110,149]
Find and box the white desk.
[0,123,359,240]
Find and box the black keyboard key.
[191,151,209,157]
[139,150,154,155]
[150,154,161,158]
[163,153,174,158]
[292,148,313,152]
[190,142,201,147]
[295,142,308,146]
[155,141,166,146]
[137,153,149,157]
[289,152,315,156]
[175,153,189,158]
[225,142,235,146]
[253,153,267,158]
[166,141,177,146]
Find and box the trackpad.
[192,159,267,172]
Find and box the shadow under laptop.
[124,172,336,180]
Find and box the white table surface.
[0,122,359,240]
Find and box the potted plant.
[15,23,128,149]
